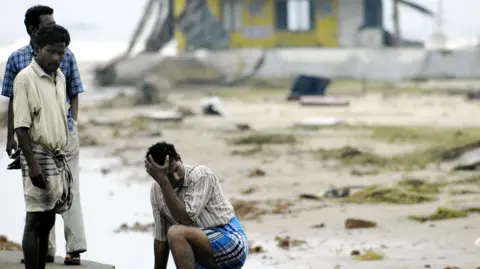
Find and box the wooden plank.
[299,96,350,106]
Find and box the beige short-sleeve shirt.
[13,59,69,150]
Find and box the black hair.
[146,142,181,165]
[24,5,54,35]
[34,25,71,49]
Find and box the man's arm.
[7,99,14,139]
[69,94,78,121]
[159,170,215,225]
[151,186,170,269]
[157,180,193,225]
[16,127,35,166]
[66,51,84,122]
[12,75,35,166]
[2,56,18,141]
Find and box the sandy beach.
[2,76,480,269]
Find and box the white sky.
[0,0,478,44]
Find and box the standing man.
[1,5,87,265]
[145,142,249,269]
[14,24,74,269]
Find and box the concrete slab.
[0,251,115,269]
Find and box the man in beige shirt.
[14,24,73,269]
[145,142,248,269]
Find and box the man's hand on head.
[145,155,169,184]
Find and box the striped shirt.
[150,164,235,241]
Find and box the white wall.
[337,0,363,47]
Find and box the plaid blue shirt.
[1,45,84,132]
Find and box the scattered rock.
[241,187,256,195]
[350,250,360,256]
[235,123,252,132]
[248,168,266,177]
[114,222,153,233]
[274,236,306,249]
[345,218,377,229]
[299,193,322,200]
[248,241,265,254]
[0,235,22,251]
[100,167,111,175]
[311,223,325,228]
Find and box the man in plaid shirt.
[1,5,87,265]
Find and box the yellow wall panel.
[275,32,318,47]
[237,0,276,48]
[207,0,221,17]
[173,0,187,51]
[315,0,339,47]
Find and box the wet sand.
[1,85,480,268]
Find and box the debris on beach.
[344,218,377,229]
[241,187,257,195]
[323,185,365,198]
[114,222,153,233]
[350,250,360,256]
[230,146,265,157]
[0,235,21,251]
[299,96,350,107]
[231,199,293,220]
[354,249,384,261]
[137,111,183,123]
[350,168,380,176]
[299,193,322,200]
[228,133,297,146]
[274,236,306,249]
[295,116,344,128]
[201,96,227,116]
[248,241,265,254]
[343,185,436,204]
[450,148,480,171]
[231,200,267,220]
[397,178,448,194]
[407,207,479,222]
[311,223,325,228]
[248,168,266,177]
[315,146,387,167]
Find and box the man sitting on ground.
[145,142,248,269]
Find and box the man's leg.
[23,211,55,269]
[167,225,218,269]
[62,131,87,263]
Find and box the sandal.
[64,253,81,265]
